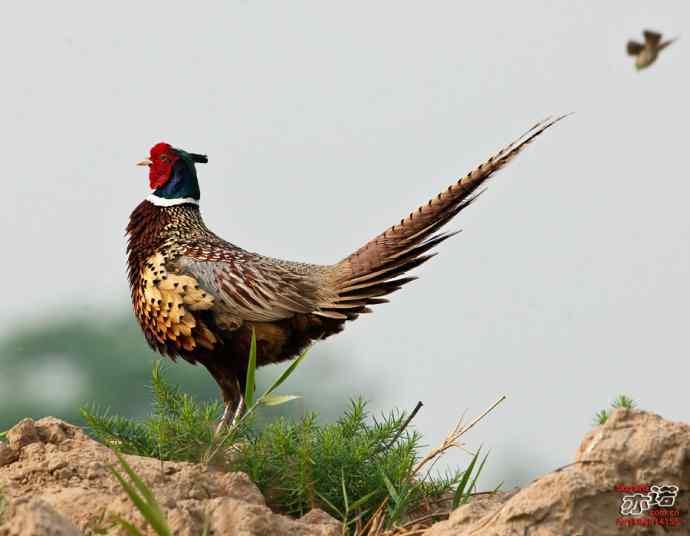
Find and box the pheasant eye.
[160,155,169,162]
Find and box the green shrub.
[83,336,499,533]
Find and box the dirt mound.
[0,417,341,535]
[428,409,689,535]
[0,410,688,535]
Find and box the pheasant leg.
[215,402,233,435]
[203,361,247,434]
[214,393,246,435]
[231,395,245,427]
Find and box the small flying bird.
[127,116,565,429]
[627,30,676,70]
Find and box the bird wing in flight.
[658,37,677,52]
[643,30,662,47]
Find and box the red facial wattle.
[148,142,180,189]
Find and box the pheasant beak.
[136,158,153,166]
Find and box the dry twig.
[357,395,508,536]
[381,401,423,453]
[413,395,506,475]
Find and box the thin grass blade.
[262,348,309,398]
[113,452,159,511]
[452,448,481,508]
[258,394,301,407]
[112,516,147,536]
[378,468,401,506]
[341,468,350,513]
[108,468,156,530]
[314,491,345,519]
[348,490,379,511]
[244,329,257,408]
[110,452,170,536]
[466,450,490,499]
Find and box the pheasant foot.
[214,394,246,435]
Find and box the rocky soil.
[0,418,341,535]
[0,409,688,535]
[428,409,689,535]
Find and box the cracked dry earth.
[0,410,688,535]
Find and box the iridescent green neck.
[151,151,201,205]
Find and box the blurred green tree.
[0,312,372,431]
[0,314,216,429]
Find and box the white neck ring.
[146,194,200,207]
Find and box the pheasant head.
[137,142,208,204]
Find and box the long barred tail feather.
[316,115,567,319]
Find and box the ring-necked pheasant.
[127,116,565,427]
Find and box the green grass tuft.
[452,447,489,509]
[233,398,468,527]
[82,360,232,463]
[593,394,637,425]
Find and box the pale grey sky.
[1,1,688,487]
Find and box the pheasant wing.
[175,249,325,324]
